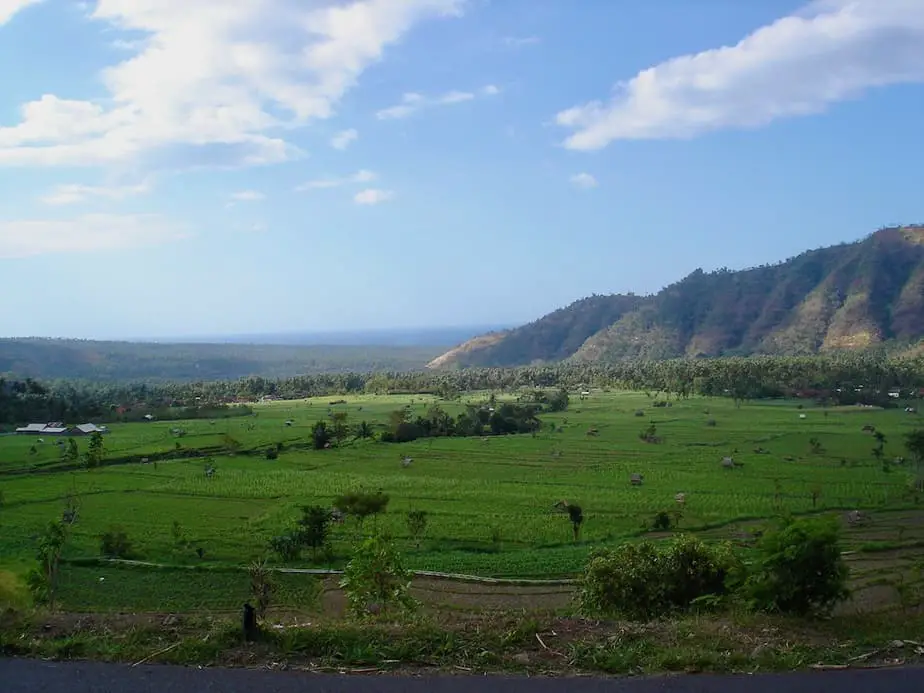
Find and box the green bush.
[340,533,416,618]
[99,527,133,559]
[578,536,739,621]
[744,516,849,616]
[269,534,301,562]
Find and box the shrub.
[99,527,133,559]
[744,516,849,616]
[269,534,301,562]
[406,510,427,549]
[249,559,274,622]
[578,536,739,620]
[297,505,332,559]
[651,510,673,531]
[340,533,416,618]
[265,447,279,460]
[335,491,390,527]
[0,569,28,610]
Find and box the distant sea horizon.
[128,324,512,348]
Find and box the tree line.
[4,353,924,425]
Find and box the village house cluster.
[14,422,109,436]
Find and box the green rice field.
[1,390,922,612]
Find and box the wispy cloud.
[0,213,187,258]
[569,172,598,189]
[296,169,376,191]
[503,35,540,48]
[354,188,394,205]
[0,1,466,168]
[0,0,42,26]
[556,0,924,150]
[39,181,152,206]
[376,84,500,120]
[229,190,265,202]
[330,128,358,150]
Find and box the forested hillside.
[0,339,440,382]
[430,225,924,368]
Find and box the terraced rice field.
[1,390,922,613]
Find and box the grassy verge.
[2,608,923,676]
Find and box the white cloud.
[0,0,42,26]
[330,128,358,150]
[39,180,152,205]
[354,188,394,205]
[296,169,376,191]
[0,0,466,167]
[229,189,265,202]
[569,172,597,189]
[556,0,924,150]
[503,35,539,48]
[376,84,498,119]
[0,213,187,258]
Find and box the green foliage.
[330,411,350,446]
[297,505,332,559]
[744,516,849,617]
[334,491,390,527]
[406,510,427,549]
[563,504,584,542]
[0,339,440,384]
[63,438,79,465]
[355,420,375,440]
[222,434,242,453]
[248,558,274,622]
[99,527,134,559]
[651,510,674,531]
[268,534,301,562]
[311,421,331,450]
[27,520,68,608]
[546,388,570,412]
[339,533,417,618]
[578,536,739,620]
[83,431,105,469]
[265,447,279,460]
[639,423,660,443]
[0,569,28,610]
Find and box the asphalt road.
[3,660,924,693]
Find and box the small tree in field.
[406,510,427,548]
[249,558,274,622]
[84,431,105,469]
[63,439,79,465]
[567,504,584,541]
[297,505,332,559]
[312,421,331,449]
[810,485,822,509]
[99,527,133,558]
[26,521,68,609]
[340,533,416,618]
[335,491,390,532]
[330,411,350,446]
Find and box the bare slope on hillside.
[429,225,924,368]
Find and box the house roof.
[16,423,48,432]
[43,427,69,434]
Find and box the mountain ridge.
[429,225,924,369]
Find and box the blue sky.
[1,0,922,339]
